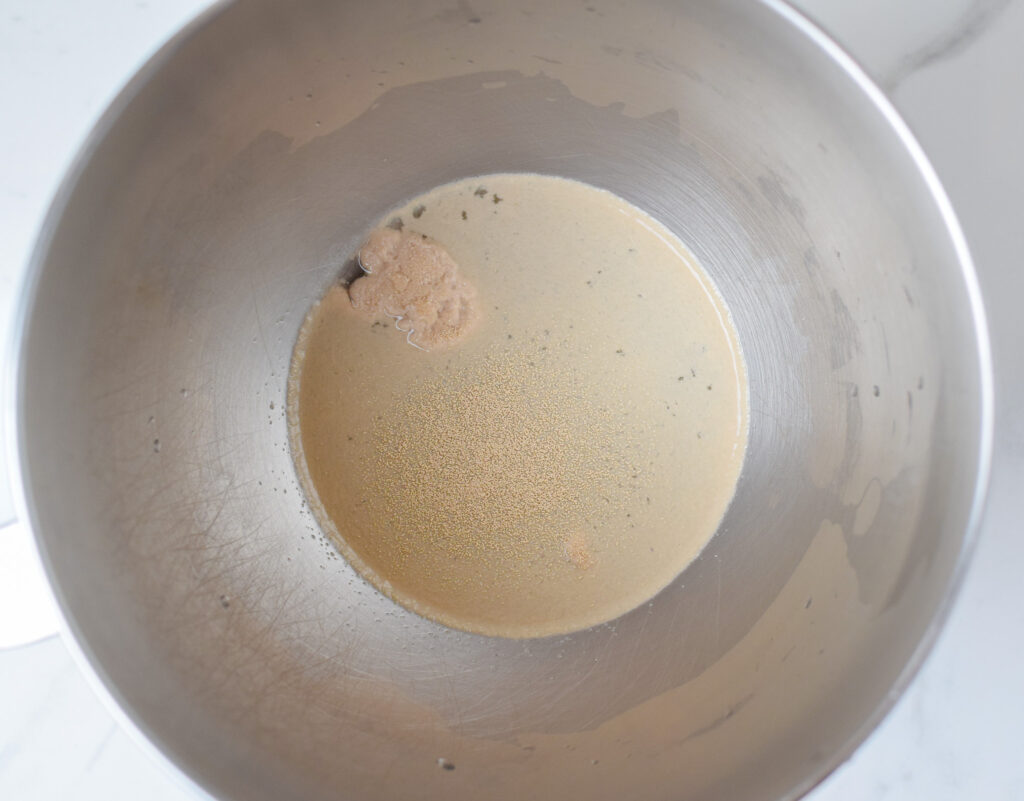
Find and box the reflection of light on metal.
[382,308,427,351]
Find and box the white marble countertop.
[1,1,1022,799]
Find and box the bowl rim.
[764,2,994,798]
[6,2,994,800]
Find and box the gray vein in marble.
[883,0,1013,91]
[83,723,119,772]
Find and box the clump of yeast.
[564,530,595,571]
[348,228,479,350]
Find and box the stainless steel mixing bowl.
[11,1,992,800]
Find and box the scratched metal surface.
[11,1,990,800]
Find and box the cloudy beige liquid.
[289,174,748,638]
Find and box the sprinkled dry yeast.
[365,344,634,575]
